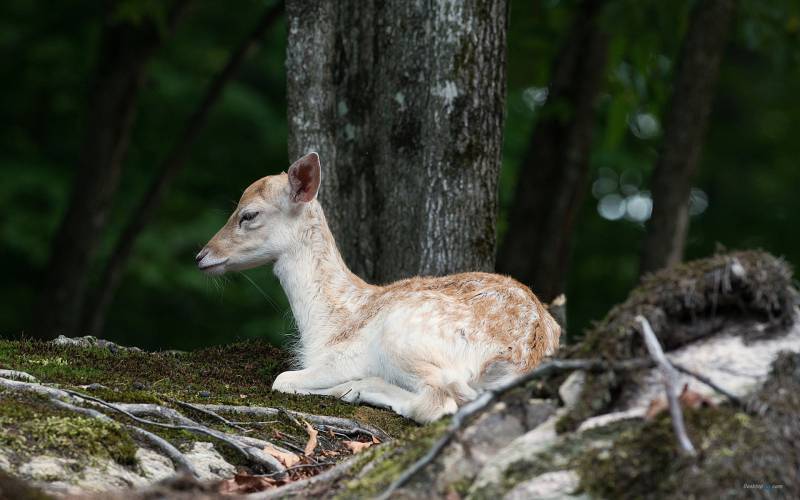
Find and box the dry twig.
[636,315,697,456]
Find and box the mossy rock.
[557,250,797,432]
[578,351,800,499]
[0,392,137,468]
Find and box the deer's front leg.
[271,367,353,395]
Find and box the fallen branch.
[636,315,697,456]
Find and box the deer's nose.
[196,248,209,264]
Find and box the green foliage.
[0,0,798,347]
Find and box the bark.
[497,0,609,303]
[80,1,285,336]
[286,0,508,283]
[29,1,189,339]
[640,0,734,275]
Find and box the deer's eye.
[239,211,260,227]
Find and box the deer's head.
[196,152,322,275]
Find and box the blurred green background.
[1,0,798,349]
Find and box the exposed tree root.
[48,398,199,477]
[169,398,249,432]
[0,376,199,476]
[192,404,390,441]
[58,388,286,474]
[0,371,386,487]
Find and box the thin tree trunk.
[80,1,285,336]
[497,0,609,303]
[640,0,734,275]
[29,1,189,339]
[287,0,508,284]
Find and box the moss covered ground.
[0,337,421,495]
[0,338,413,436]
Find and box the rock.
[558,370,585,409]
[503,470,583,500]
[615,321,800,417]
[51,335,142,353]
[430,398,557,494]
[0,370,38,382]
[136,448,175,481]
[184,442,236,481]
[0,452,11,472]
[18,456,76,482]
[468,412,563,498]
[76,460,150,492]
[198,390,211,398]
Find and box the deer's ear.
[288,152,321,203]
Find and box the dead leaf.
[645,397,668,420]
[372,435,381,444]
[344,440,373,454]
[303,421,318,456]
[263,443,300,467]
[678,384,716,410]
[219,472,275,495]
[645,384,716,420]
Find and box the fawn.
[197,153,561,422]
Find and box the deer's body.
[198,153,560,422]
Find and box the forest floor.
[0,337,443,498]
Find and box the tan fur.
[200,159,562,422]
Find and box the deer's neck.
[273,203,374,354]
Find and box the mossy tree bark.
[640,0,735,275]
[30,1,189,339]
[286,0,509,283]
[497,0,609,303]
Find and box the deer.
[196,152,561,423]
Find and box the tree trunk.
[286,0,508,284]
[79,1,285,337]
[29,1,188,339]
[497,0,609,304]
[639,0,734,275]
